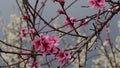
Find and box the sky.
[0,0,17,22]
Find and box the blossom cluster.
[64,16,77,28]
[32,34,60,55]
[55,0,107,29]
[63,16,89,29]
[32,34,71,63]
[20,27,71,67]
[20,28,36,40]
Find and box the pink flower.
[20,28,28,40]
[37,35,51,52]
[64,16,77,28]
[56,49,71,63]
[32,37,42,51]
[32,34,52,56]
[48,35,60,46]
[40,36,52,57]
[56,49,66,63]
[40,38,51,52]
[88,0,106,10]
[48,46,58,56]
[32,34,60,57]
[29,28,36,35]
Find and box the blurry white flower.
[116,36,120,44]
[117,21,120,28]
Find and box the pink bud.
[108,9,112,12]
[79,19,89,25]
[20,28,28,40]
[22,51,31,55]
[29,28,36,35]
[105,28,110,33]
[23,14,30,21]
[115,6,119,10]
[70,17,77,22]
[114,6,120,12]
[58,9,64,14]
